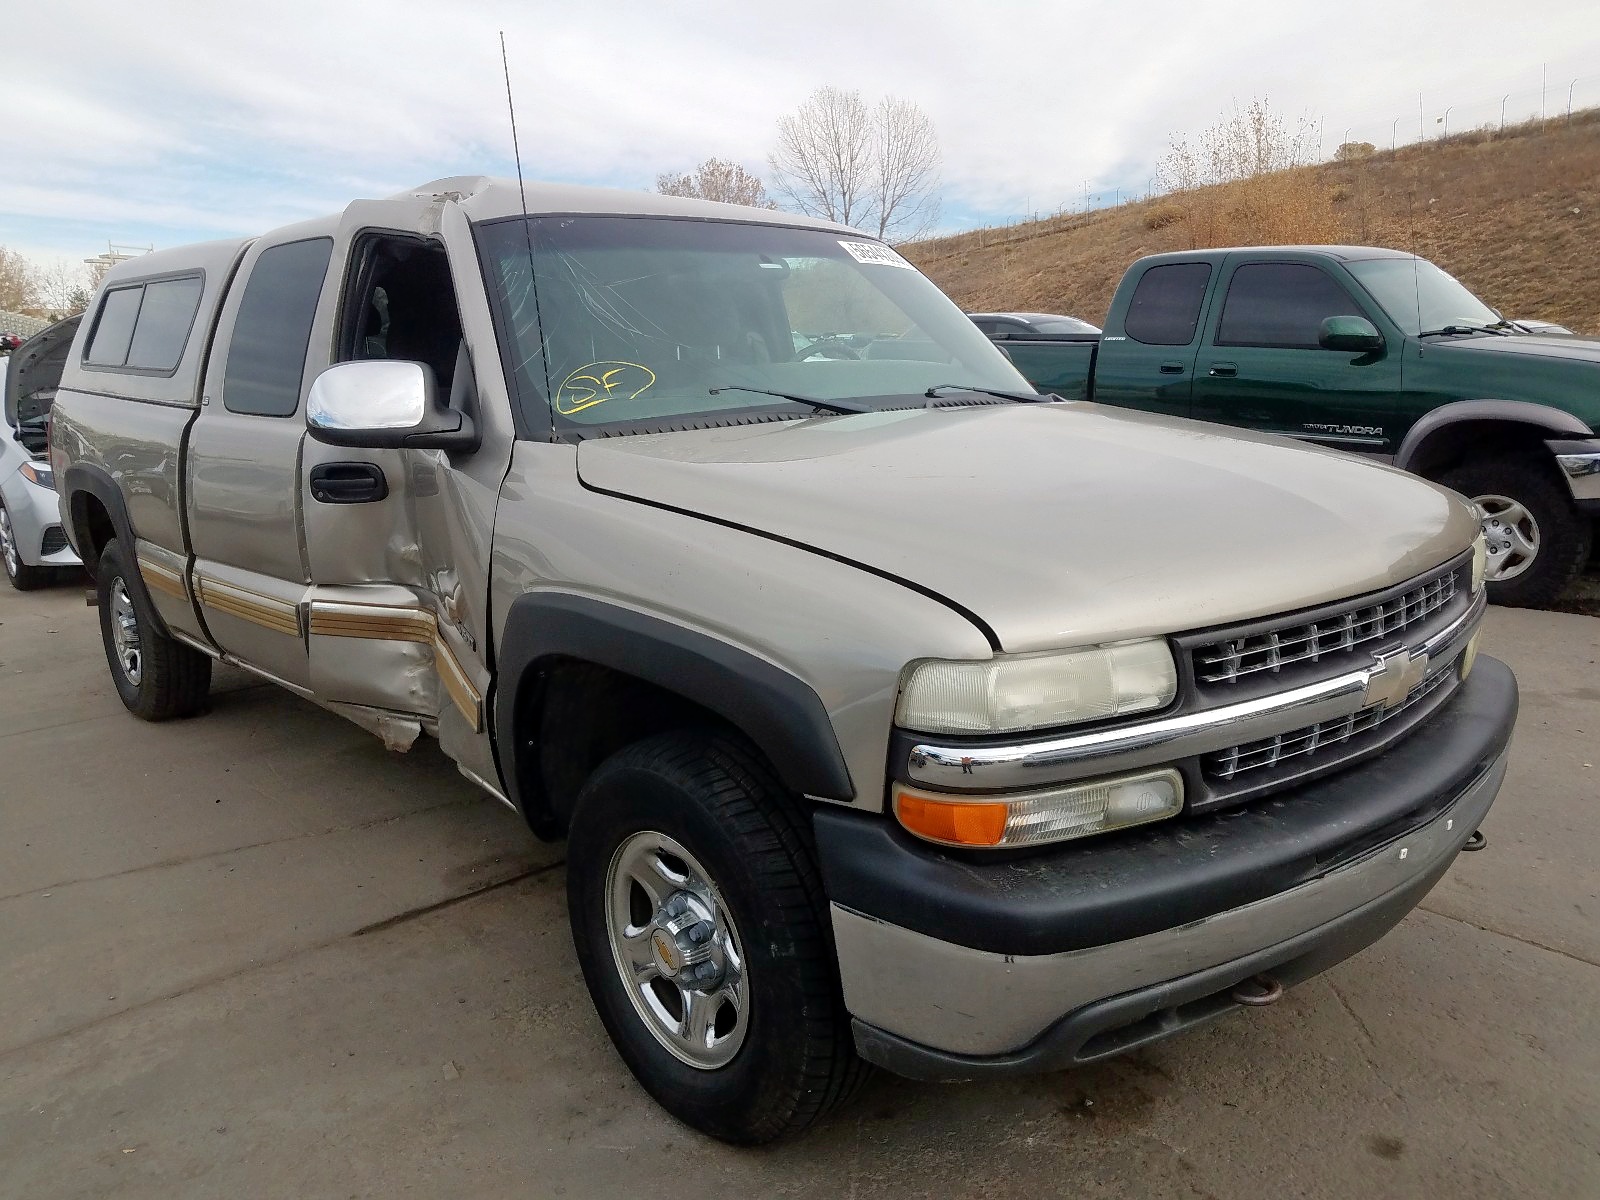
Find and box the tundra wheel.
[1440,457,1591,609]
[566,732,867,1143]
[96,540,212,720]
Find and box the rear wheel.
[0,498,53,590]
[566,732,868,1143]
[96,540,212,720]
[1440,457,1591,608]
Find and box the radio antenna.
[498,31,554,424]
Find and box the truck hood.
[1432,331,1600,363]
[4,314,80,430]
[576,404,1479,653]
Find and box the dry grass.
[907,109,1600,335]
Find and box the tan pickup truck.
[48,177,1515,1142]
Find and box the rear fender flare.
[63,464,170,634]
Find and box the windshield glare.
[478,216,1029,430]
[1345,257,1499,336]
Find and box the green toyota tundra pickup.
[987,246,1600,607]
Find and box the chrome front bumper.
[834,744,1505,1064]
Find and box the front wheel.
[0,497,53,590]
[566,733,867,1143]
[1439,457,1592,609]
[96,540,212,720]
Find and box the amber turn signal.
[894,789,1009,847]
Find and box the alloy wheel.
[108,576,144,685]
[604,830,749,1069]
[1474,493,1540,583]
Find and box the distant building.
[84,242,153,282]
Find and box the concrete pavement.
[1,581,1596,1198]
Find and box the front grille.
[40,526,68,555]
[1192,565,1460,689]
[1204,662,1456,783]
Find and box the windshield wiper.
[924,383,1053,402]
[1419,324,1509,338]
[708,384,870,415]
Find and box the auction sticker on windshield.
[839,240,914,269]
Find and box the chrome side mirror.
[306,360,478,452]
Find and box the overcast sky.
[5,0,1600,270]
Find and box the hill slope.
[907,111,1600,335]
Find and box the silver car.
[2,316,82,588]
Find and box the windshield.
[1345,257,1500,336]
[477,216,1028,432]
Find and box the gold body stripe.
[197,576,301,637]
[307,601,483,731]
[137,556,188,600]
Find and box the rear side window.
[84,286,144,366]
[1123,263,1211,346]
[222,238,333,417]
[125,277,204,369]
[1216,263,1365,349]
[84,276,205,372]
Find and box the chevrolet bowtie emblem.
[1364,647,1429,709]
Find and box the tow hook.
[1462,829,1487,852]
[1230,974,1284,1007]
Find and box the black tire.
[0,497,54,590]
[96,540,212,720]
[566,732,869,1144]
[1439,456,1592,609]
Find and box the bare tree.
[1157,97,1319,191]
[0,247,41,313]
[870,97,941,240]
[770,87,941,242]
[33,259,94,314]
[1153,97,1341,248]
[656,158,777,208]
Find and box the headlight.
[1470,533,1486,593]
[1459,628,1481,680]
[895,639,1177,735]
[18,461,55,490]
[893,768,1184,848]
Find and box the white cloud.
[4,0,1599,262]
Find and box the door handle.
[309,462,389,504]
[1208,362,1238,378]
[1159,361,1185,374]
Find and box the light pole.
[1570,79,1578,120]
[1500,94,1510,130]
[1391,117,1400,149]
[1418,94,1424,139]
[1442,106,1454,138]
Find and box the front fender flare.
[1395,399,1593,474]
[493,591,856,815]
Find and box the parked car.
[988,247,1600,607]
[1511,318,1575,336]
[49,182,1514,1143]
[1,315,82,588]
[969,311,1101,337]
